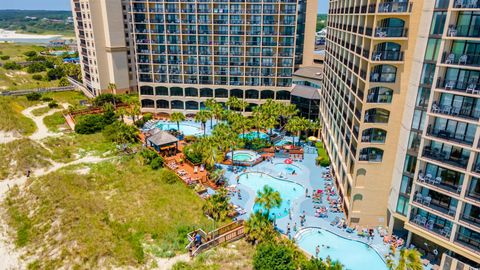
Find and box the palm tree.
[255,185,282,217]
[386,248,423,270]
[285,116,310,146]
[231,114,252,138]
[205,98,223,128]
[202,188,230,229]
[244,212,276,244]
[170,112,186,132]
[194,110,212,135]
[117,107,127,123]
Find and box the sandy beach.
[0,29,61,40]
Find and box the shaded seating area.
[145,128,179,157]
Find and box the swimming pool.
[239,131,269,140]
[155,121,203,136]
[226,150,260,163]
[274,138,294,146]
[274,163,301,175]
[238,172,304,218]
[296,228,387,270]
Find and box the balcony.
[371,50,404,61]
[431,102,480,121]
[422,144,469,169]
[455,226,480,253]
[377,2,412,13]
[436,78,480,95]
[453,0,480,8]
[413,188,458,217]
[374,27,408,38]
[441,52,480,67]
[466,177,480,201]
[358,147,383,162]
[418,172,463,195]
[460,204,480,228]
[425,128,474,147]
[409,208,452,239]
[447,25,480,38]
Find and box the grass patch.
[42,133,117,162]
[0,138,52,179]
[42,91,87,106]
[43,111,65,132]
[0,96,37,135]
[4,156,215,268]
[315,141,331,166]
[31,106,52,116]
[172,240,254,270]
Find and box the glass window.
[430,12,447,35]
[425,39,441,61]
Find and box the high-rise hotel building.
[322,0,479,267]
[71,0,317,110]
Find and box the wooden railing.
[187,220,245,256]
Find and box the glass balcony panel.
[415,187,458,217]
[409,207,453,239]
[455,226,480,253]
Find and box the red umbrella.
[285,158,293,164]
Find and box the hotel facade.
[71,0,317,111]
[322,0,479,267]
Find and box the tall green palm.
[194,110,212,135]
[386,248,423,270]
[244,212,276,244]
[252,106,266,139]
[231,114,252,138]
[202,188,230,227]
[255,185,282,217]
[212,123,244,163]
[205,98,224,128]
[170,112,186,132]
[285,116,310,146]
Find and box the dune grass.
[43,111,65,132]
[30,106,52,116]
[4,155,215,269]
[0,96,37,135]
[0,138,52,179]
[172,240,254,270]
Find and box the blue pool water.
[227,150,259,162]
[238,172,304,219]
[274,163,301,174]
[274,138,294,146]
[239,131,269,140]
[296,228,388,270]
[155,121,203,136]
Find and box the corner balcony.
[441,52,480,68]
[371,50,404,62]
[466,177,480,202]
[409,207,453,239]
[374,27,408,38]
[460,204,480,229]
[455,226,480,254]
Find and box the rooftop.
[293,66,323,80]
[146,128,178,147]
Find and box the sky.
[2,0,329,13]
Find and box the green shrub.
[183,135,196,143]
[315,141,331,167]
[31,74,43,81]
[143,113,153,122]
[26,62,46,73]
[0,55,10,60]
[41,96,53,102]
[24,51,37,57]
[3,61,21,70]
[253,242,296,270]
[46,67,65,81]
[48,101,59,108]
[26,92,42,101]
[74,114,107,134]
[102,121,138,144]
[93,93,122,107]
[150,156,164,170]
[58,77,70,87]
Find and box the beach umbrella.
[308,136,318,141]
[284,158,293,164]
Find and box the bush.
[93,94,122,107]
[0,55,10,60]
[24,51,37,57]
[150,156,164,170]
[183,135,196,143]
[315,142,331,167]
[41,96,53,102]
[58,77,70,87]
[27,55,46,62]
[75,114,108,134]
[143,113,153,122]
[26,62,46,73]
[32,74,43,81]
[158,169,179,184]
[48,101,59,108]
[102,121,138,144]
[26,92,42,101]
[46,67,65,81]
[253,242,296,270]
[3,61,21,70]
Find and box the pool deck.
[223,148,392,262]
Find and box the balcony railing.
[441,52,480,67]
[410,213,451,239]
[455,231,480,252]
[413,193,457,217]
[431,103,480,121]
[453,0,480,8]
[374,27,408,38]
[460,213,480,228]
[426,128,474,146]
[378,2,412,13]
[436,78,480,95]
[417,173,462,194]
[422,147,469,169]
[371,50,404,61]
[447,25,480,38]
